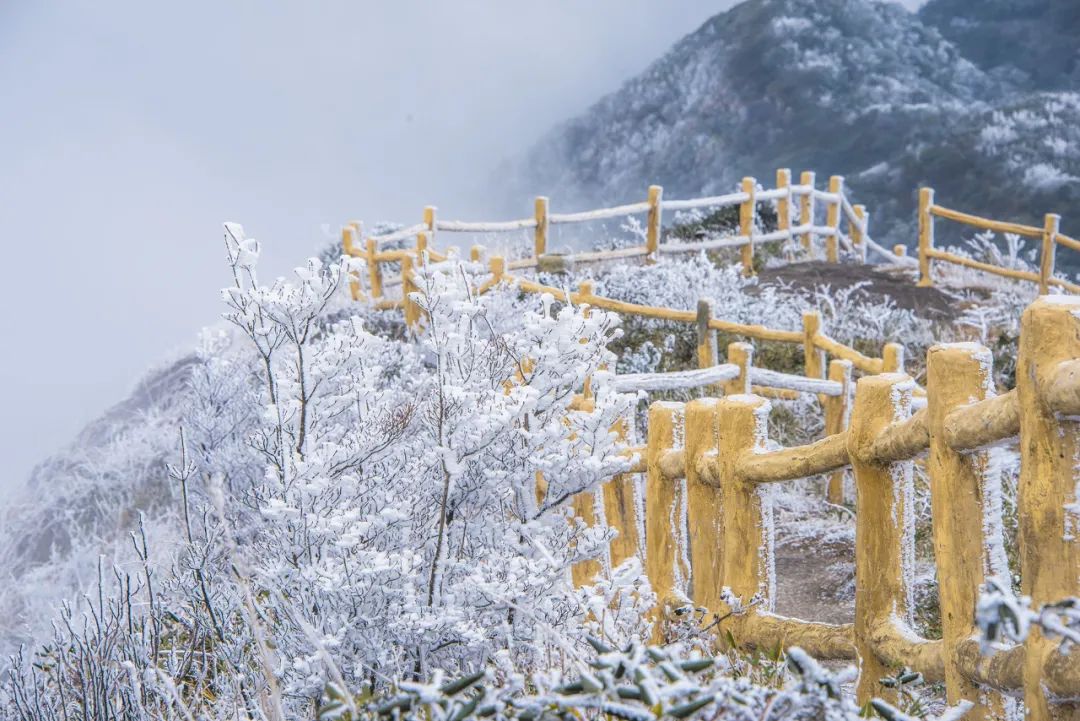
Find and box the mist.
[0,0,924,494]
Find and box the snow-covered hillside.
[4,202,1054,719]
[505,0,1080,257]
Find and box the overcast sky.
[0,0,923,494]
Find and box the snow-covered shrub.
[3,227,641,720]
[976,577,1080,654]
[316,638,971,721]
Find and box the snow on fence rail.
[917,187,1080,294]
[592,297,1080,721]
[341,168,915,300]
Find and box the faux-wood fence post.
[401,255,421,330]
[1039,213,1060,294]
[646,401,687,640]
[740,177,756,275]
[824,359,852,505]
[489,255,505,284]
[646,185,663,263]
[802,311,825,385]
[725,342,753,396]
[366,237,383,299]
[717,395,775,629]
[534,196,549,259]
[882,342,905,374]
[685,398,725,615]
[602,415,641,569]
[826,175,844,263]
[918,187,935,287]
[571,426,603,587]
[342,224,361,300]
[849,373,919,703]
[415,230,428,266]
[1016,297,1080,721]
[800,171,816,254]
[853,204,868,263]
[777,168,792,260]
[926,343,1009,721]
[423,205,437,245]
[696,300,723,397]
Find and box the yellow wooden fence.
[336,171,1080,715]
[591,296,1080,721]
[917,187,1080,294]
[341,168,892,301]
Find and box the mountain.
[507,0,1080,254]
[919,0,1080,90]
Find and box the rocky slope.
[507,0,1080,255]
[919,0,1080,90]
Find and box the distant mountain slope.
[508,0,1080,254]
[919,0,1080,90]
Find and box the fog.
[0,0,923,494]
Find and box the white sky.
[0,0,923,493]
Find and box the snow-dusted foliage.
[315,639,973,721]
[3,227,643,720]
[976,577,1080,654]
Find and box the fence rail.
[336,169,1080,717]
[588,297,1080,721]
[344,169,913,294]
[917,188,1080,293]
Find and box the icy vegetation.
[2,206,1057,720]
[507,0,1080,258]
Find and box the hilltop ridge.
[506,0,1080,251]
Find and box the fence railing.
[341,168,914,303]
[584,296,1080,721]
[917,188,1080,294]
[336,172,1080,715]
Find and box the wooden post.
[882,342,905,374]
[1016,297,1080,721]
[602,415,641,569]
[696,300,722,397]
[740,177,756,275]
[848,373,918,703]
[777,169,792,260]
[852,204,867,263]
[800,171,816,254]
[366,237,383,299]
[926,344,1009,721]
[685,398,725,615]
[470,245,483,263]
[401,255,421,330]
[823,359,852,504]
[415,230,428,267]
[534,196,549,259]
[826,175,844,263]
[342,225,361,300]
[918,188,934,287]
[724,342,753,397]
[646,185,663,263]
[645,401,688,639]
[489,256,505,284]
[717,395,775,618]
[423,205,437,245]
[802,311,825,384]
[571,478,603,586]
[1039,213,1060,294]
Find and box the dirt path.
[772,519,856,625]
[755,261,959,321]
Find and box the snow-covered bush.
[3,227,641,720]
[316,638,972,721]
